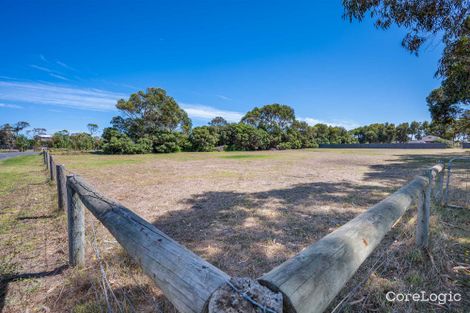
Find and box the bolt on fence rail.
[42,151,447,313]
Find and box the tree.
[113,87,192,139]
[396,123,410,143]
[13,121,30,135]
[0,124,15,149]
[33,128,47,136]
[225,124,270,151]
[241,104,295,134]
[343,1,469,130]
[87,123,99,136]
[15,135,29,151]
[190,126,219,152]
[409,121,421,140]
[209,116,228,127]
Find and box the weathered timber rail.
[42,150,448,313]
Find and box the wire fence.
[444,157,470,209]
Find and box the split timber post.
[45,151,49,170]
[258,175,429,313]
[49,155,55,181]
[416,164,444,249]
[56,164,67,211]
[67,175,233,313]
[66,175,86,267]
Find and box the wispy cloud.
[0,81,126,111]
[30,64,54,73]
[301,117,359,130]
[0,102,23,109]
[39,54,48,62]
[48,73,69,81]
[56,60,77,72]
[181,103,243,122]
[216,94,232,101]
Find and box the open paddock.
[53,149,464,279]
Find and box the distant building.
[409,135,442,144]
[421,135,441,143]
[36,134,53,142]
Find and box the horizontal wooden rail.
[67,175,230,313]
[258,169,441,313]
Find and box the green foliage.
[113,87,191,139]
[225,123,270,151]
[15,135,29,151]
[189,126,219,152]
[343,1,469,134]
[396,123,410,143]
[151,131,185,153]
[70,133,94,151]
[242,103,295,134]
[52,130,71,149]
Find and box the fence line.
[42,150,447,313]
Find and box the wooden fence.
[42,151,445,313]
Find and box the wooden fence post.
[67,175,85,267]
[45,151,49,170]
[438,164,445,205]
[259,175,429,313]
[415,189,426,247]
[56,164,67,211]
[418,169,432,248]
[49,156,55,181]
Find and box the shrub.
[102,136,135,154]
[225,123,270,151]
[189,126,218,152]
[70,133,94,151]
[15,135,29,151]
[152,131,184,153]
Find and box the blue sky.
[0,0,443,134]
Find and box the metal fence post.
[66,175,85,267]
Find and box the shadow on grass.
[151,181,393,277]
[0,264,68,312]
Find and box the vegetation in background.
[342,0,469,143]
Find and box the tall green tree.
[241,104,295,133]
[396,123,411,143]
[87,123,99,136]
[112,87,192,139]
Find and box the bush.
[70,133,94,151]
[102,136,135,154]
[225,124,270,151]
[152,131,184,153]
[277,142,291,150]
[189,127,218,152]
[15,135,29,151]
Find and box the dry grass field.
[1,149,469,312]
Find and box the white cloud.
[0,81,126,111]
[48,73,70,81]
[30,64,54,73]
[181,103,243,122]
[0,103,23,109]
[56,60,77,72]
[300,117,359,130]
[216,94,232,101]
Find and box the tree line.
[2,87,468,153]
